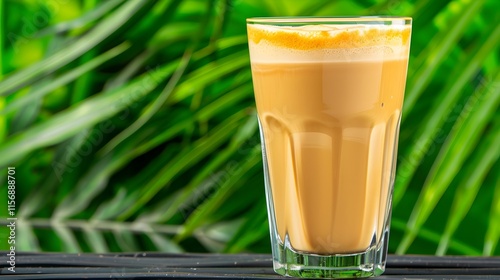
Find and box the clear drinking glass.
[247,17,412,278]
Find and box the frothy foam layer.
[247,24,411,62]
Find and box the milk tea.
[248,24,411,254]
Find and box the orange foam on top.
[247,24,411,50]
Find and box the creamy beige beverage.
[248,24,411,254]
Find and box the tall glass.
[247,17,411,278]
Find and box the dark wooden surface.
[1,252,500,279]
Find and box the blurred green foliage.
[0,0,499,256]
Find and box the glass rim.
[247,16,411,25]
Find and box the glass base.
[272,239,386,279]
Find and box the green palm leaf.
[394,19,500,206]
[0,64,170,166]
[436,120,500,255]
[2,43,129,115]
[402,0,486,118]
[397,70,500,254]
[0,0,149,95]
[484,160,500,255]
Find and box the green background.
[0,0,499,256]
